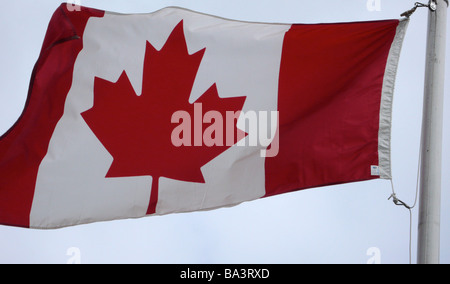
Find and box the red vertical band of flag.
[265,21,399,197]
[0,5,104,228]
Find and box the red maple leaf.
[81,21,247,215]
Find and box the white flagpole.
[417,0,448,264]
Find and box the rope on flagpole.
[388,132,422,264]
[389,179,419,264]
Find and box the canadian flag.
[0,4,408,229]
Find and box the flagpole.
[417,0,448,264]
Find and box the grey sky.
[0,0,449,264]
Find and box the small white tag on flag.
[371,165,380,176]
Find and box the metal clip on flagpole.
[401,1,438,18]
[388,193,412,210]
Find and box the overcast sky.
[0,0,449,264]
